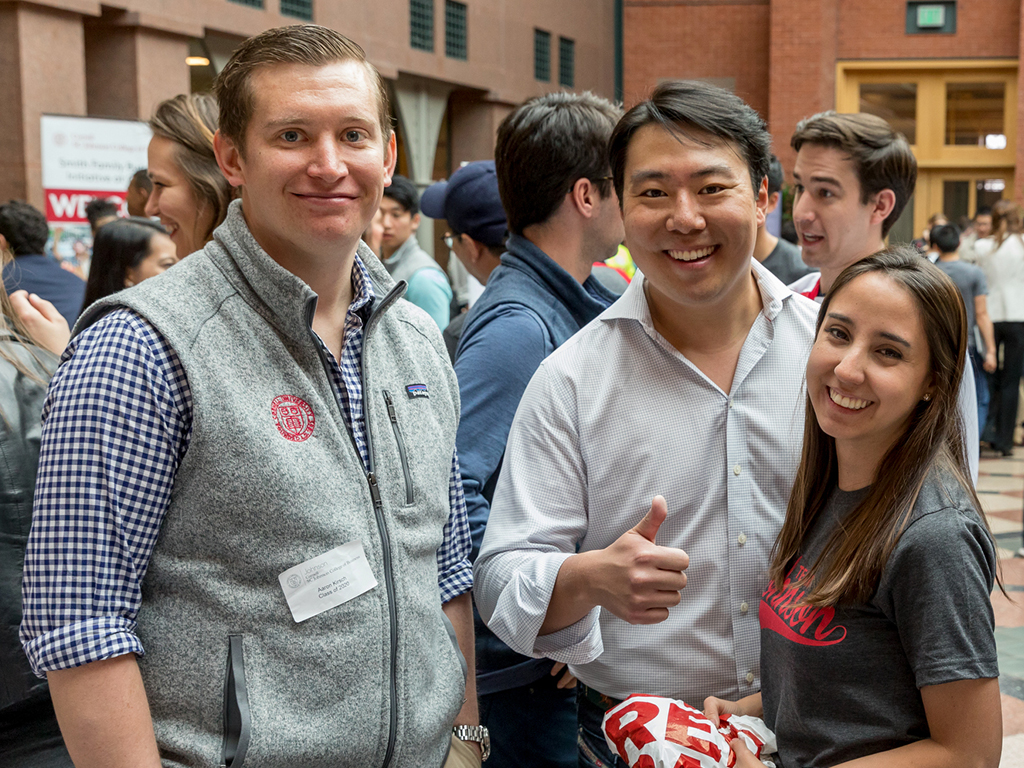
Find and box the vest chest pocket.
[382,390,414,506]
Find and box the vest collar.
[207,201,400,345]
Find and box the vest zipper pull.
[367,472,384,511]
[383,390,398,423]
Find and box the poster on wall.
[40,114,151,264]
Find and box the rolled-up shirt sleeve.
[473,360,604,665]
[437,448,473,602]
[20,310,191,676]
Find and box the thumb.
[730,738,761,767]
[633,495,668,543]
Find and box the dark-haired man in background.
[453,93,624,767]
[126,170,153,217]
[380,173,452,329]
[0,200,85,324]
[474,81,819,767]
[787,110,978,476]
[84,198,119,237]
[753,155,812,284]
[960,206,993,265]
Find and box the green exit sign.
[917,5,946,27]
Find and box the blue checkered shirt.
[21,254,472,676]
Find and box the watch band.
[452,724,491,762]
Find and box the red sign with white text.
[44,189,127,224]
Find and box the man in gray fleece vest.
[21,25,482,768]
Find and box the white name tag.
[278,540,378,623]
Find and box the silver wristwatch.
[453,724,491,762]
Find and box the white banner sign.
[40,114,151,224]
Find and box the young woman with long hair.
[705,247,1001,768]
[82,217,177,307]
[145,93,234,258]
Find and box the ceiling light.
[186,56,210,67]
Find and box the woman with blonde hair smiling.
[145,93,234,258]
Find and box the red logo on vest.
[271,395,315,443]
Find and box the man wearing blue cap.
[421,161,508,362]
[423,93,624,768]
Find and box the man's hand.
[539,496,689,635]
[589,496,689,625]
[984,350,997,373]
[550,661,577,689]
[703,693,762,727]
[9,290,71,355]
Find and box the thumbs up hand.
[590,496,689,625]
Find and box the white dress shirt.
[474,260,820,704]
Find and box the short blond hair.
[214,24,392,154]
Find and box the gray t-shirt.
[760,470,998,768]
[761,237,814,285]
[935,259,987,349]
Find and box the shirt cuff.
[439,557,474,603]
[22,616,144,678]
[483,551,604,664]
[532,606,604,665]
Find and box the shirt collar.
[600,257,796,327]
[349,251,376,320]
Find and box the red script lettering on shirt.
[759,559,847,646]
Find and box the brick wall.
[622,1,770,118]
[624,0,1023,184]
[838,0,1020,59]
[768,0,839,178]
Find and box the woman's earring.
[922,393,932,402]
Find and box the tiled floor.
[978,453,1024,766]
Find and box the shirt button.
[738,532,747,545]
[733,464,741,476]
[740,601,749,613]
[728,397,734,409]
[746,672,755,684]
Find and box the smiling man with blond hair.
[21,24,479,768]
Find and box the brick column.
[0,4,87,209]
[768,0,839,180]
[85,17,190,122]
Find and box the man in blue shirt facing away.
[454,91,624,768]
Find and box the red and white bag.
[602,694,777,768]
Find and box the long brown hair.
[769,246,992,605]
[991,198,1023,248]
[149,93,233,245]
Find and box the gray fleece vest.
[383,236,445,285]
[76,202,465,768]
